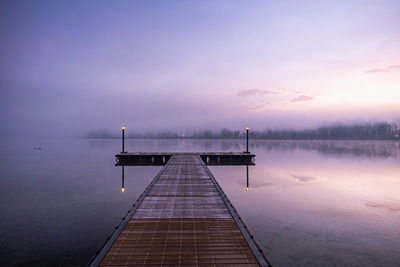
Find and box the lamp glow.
[246,187,250,191]
[121,187,125,192]
[122,126,125,130]
[246,126,250,130]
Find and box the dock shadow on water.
[0,139,399,266]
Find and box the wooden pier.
[115,152,255,166]
[89,153,270,267]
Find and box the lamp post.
[121,126,125,153]
[245,126,250,153]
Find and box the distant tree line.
[86,120,400,140]
[249,120,400,140]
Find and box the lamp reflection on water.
[119,161,252,193]
[121,166,125,192]
[246,165,250,191]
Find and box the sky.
[0,0,399,137]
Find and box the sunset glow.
[1,2,400,266]
[0,0,399,136]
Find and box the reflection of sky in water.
[0,139,399,266]
[211,142,400,266]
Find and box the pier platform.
[89,153,270,267]
[115,152,255,166]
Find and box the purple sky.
[1,0,399,137]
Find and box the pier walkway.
[89,153,270,267]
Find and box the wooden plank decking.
[90,154,270,267]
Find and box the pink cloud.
[365,65,400,74]
[291,95,314,102]
[237,88,276,97]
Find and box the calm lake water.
[0,139,399,266]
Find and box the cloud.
[365,65,400,74]
[237,88,276,97]
[291,95,314,102]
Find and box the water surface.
[0,139,399,266]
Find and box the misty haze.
[1,1,399,267]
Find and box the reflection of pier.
[89,152,270,266]
[246,165,250,191]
